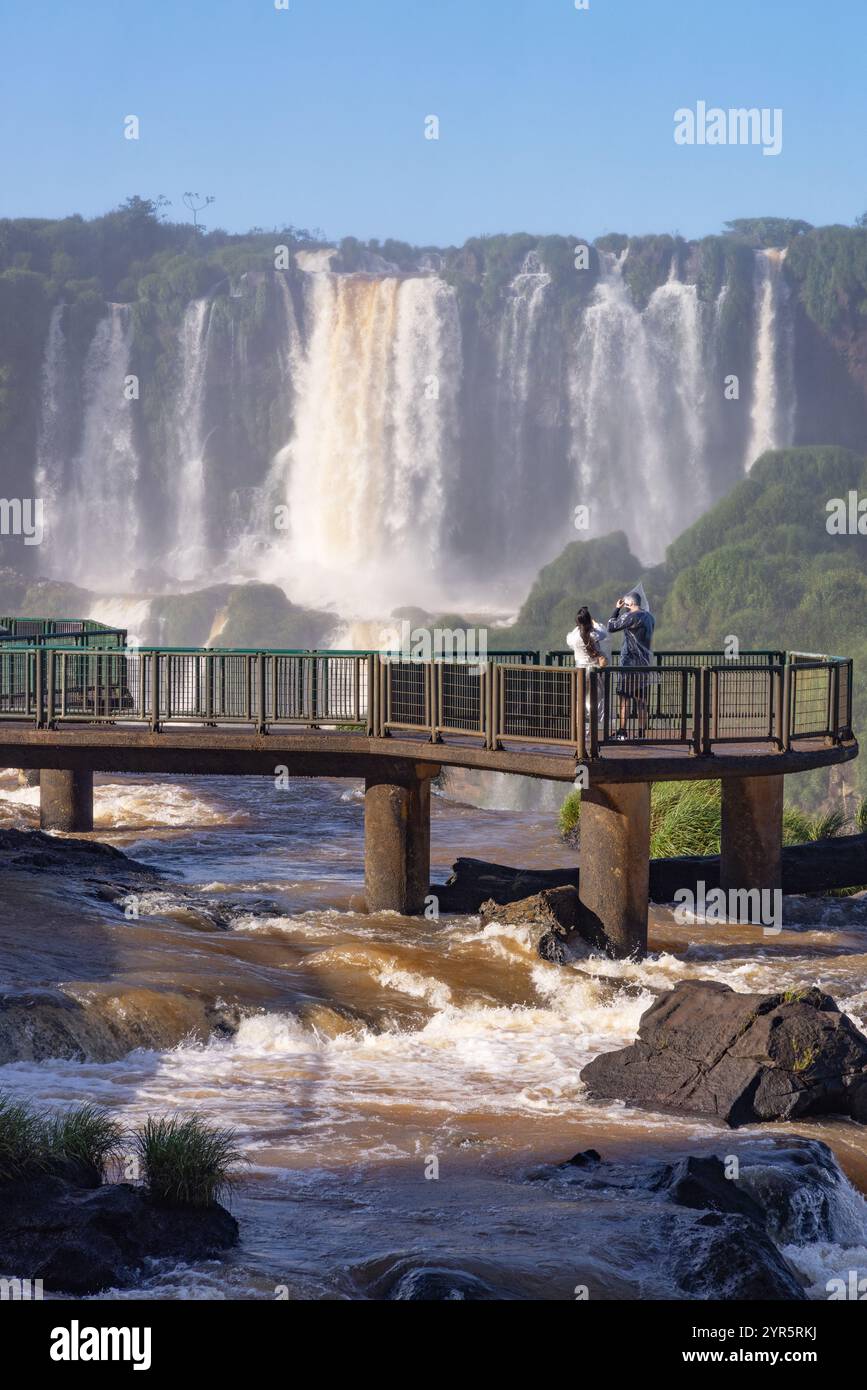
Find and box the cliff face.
[2,216,867,617]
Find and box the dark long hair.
[576,606,600,659]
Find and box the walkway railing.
[0,646,853,758]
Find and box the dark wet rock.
[0,986,241,1065]
[0,828,159,882]
[479,885,606,960]
[663,1154,767,1222]
[671,1213,807,1300]
[561,1148,602,1168]
[0,1174,238,1295]
[581,979,867,1126]
[435,856,579,913]
[734,1139,843,1245]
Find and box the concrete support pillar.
[720,774,783,896]
[364,770,433,915]
[40,770,94,832]
[579,781,650,958]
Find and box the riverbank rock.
[479,885,606,960]
[581,979,867,1126]
[0,1173,238,1295]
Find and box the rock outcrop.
[0,1173,238,1295]
[581,979,867,1126]
[479,885,606,960]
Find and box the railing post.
[588,669,599,759]
[380,657,390,736]
[256,653,267,734]
[34,647,44,728]
[700,667,712,754]
[781,659,792,751]
[574,666,586,761]
[368,653,378,736]
[46,648,55,727]
[827,661,839,746]
[149,651,161,732]
[690,668,701,755]
[429,662,439,743]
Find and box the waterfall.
[745,248,796,470]
[496,255,551,499]
[33,305,68,551]
[262,269,462,612]
[28,241,802,614]
[568,255,711,551]
[51,305,141,588]
[167,298,213,580]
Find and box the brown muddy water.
[1,766,866,1301]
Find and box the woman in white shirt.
[565,606,611,728]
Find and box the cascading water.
[31,247,801,612]
[264,269,462,612]
[40,304,141,588]
[495,253,552,505]
[745,248,796,470]
[33,304,68,552]
[168,298,213,580]
[568,253,712,548]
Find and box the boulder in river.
[479,885,606,960]
[0,1172,238,1295]
[581,979,867,1126]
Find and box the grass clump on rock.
[44,1103,124,1181]
[134,1114,244,1208]
[0,1095,46,1182]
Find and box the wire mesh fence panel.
[790,663,833,740]
[50,650,132,719]
[712,667,776,742]
[268,655,306,722]
[384,660,429,731]
[598,666,694,744]
[438,662,485,735]
[0,649,34,716]
[498,666,574,744]
[312,656,367,724]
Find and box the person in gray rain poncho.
[606,584,656,739]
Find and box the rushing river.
[1,767,866,1301]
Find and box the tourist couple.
[566,587,655,740]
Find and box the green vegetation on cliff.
[502,445,867,805]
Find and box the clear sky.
[1,0,865,244]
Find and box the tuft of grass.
[783,806,847,844]
[44,1104,125,1182]
[0,1095,47,1182]
[649,781,721,859]
[791,1041,819,1074]
[134,1114,244,1208]
[857,799,867,833]
[559,789,582,842]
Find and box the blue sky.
[1,0,865,243]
